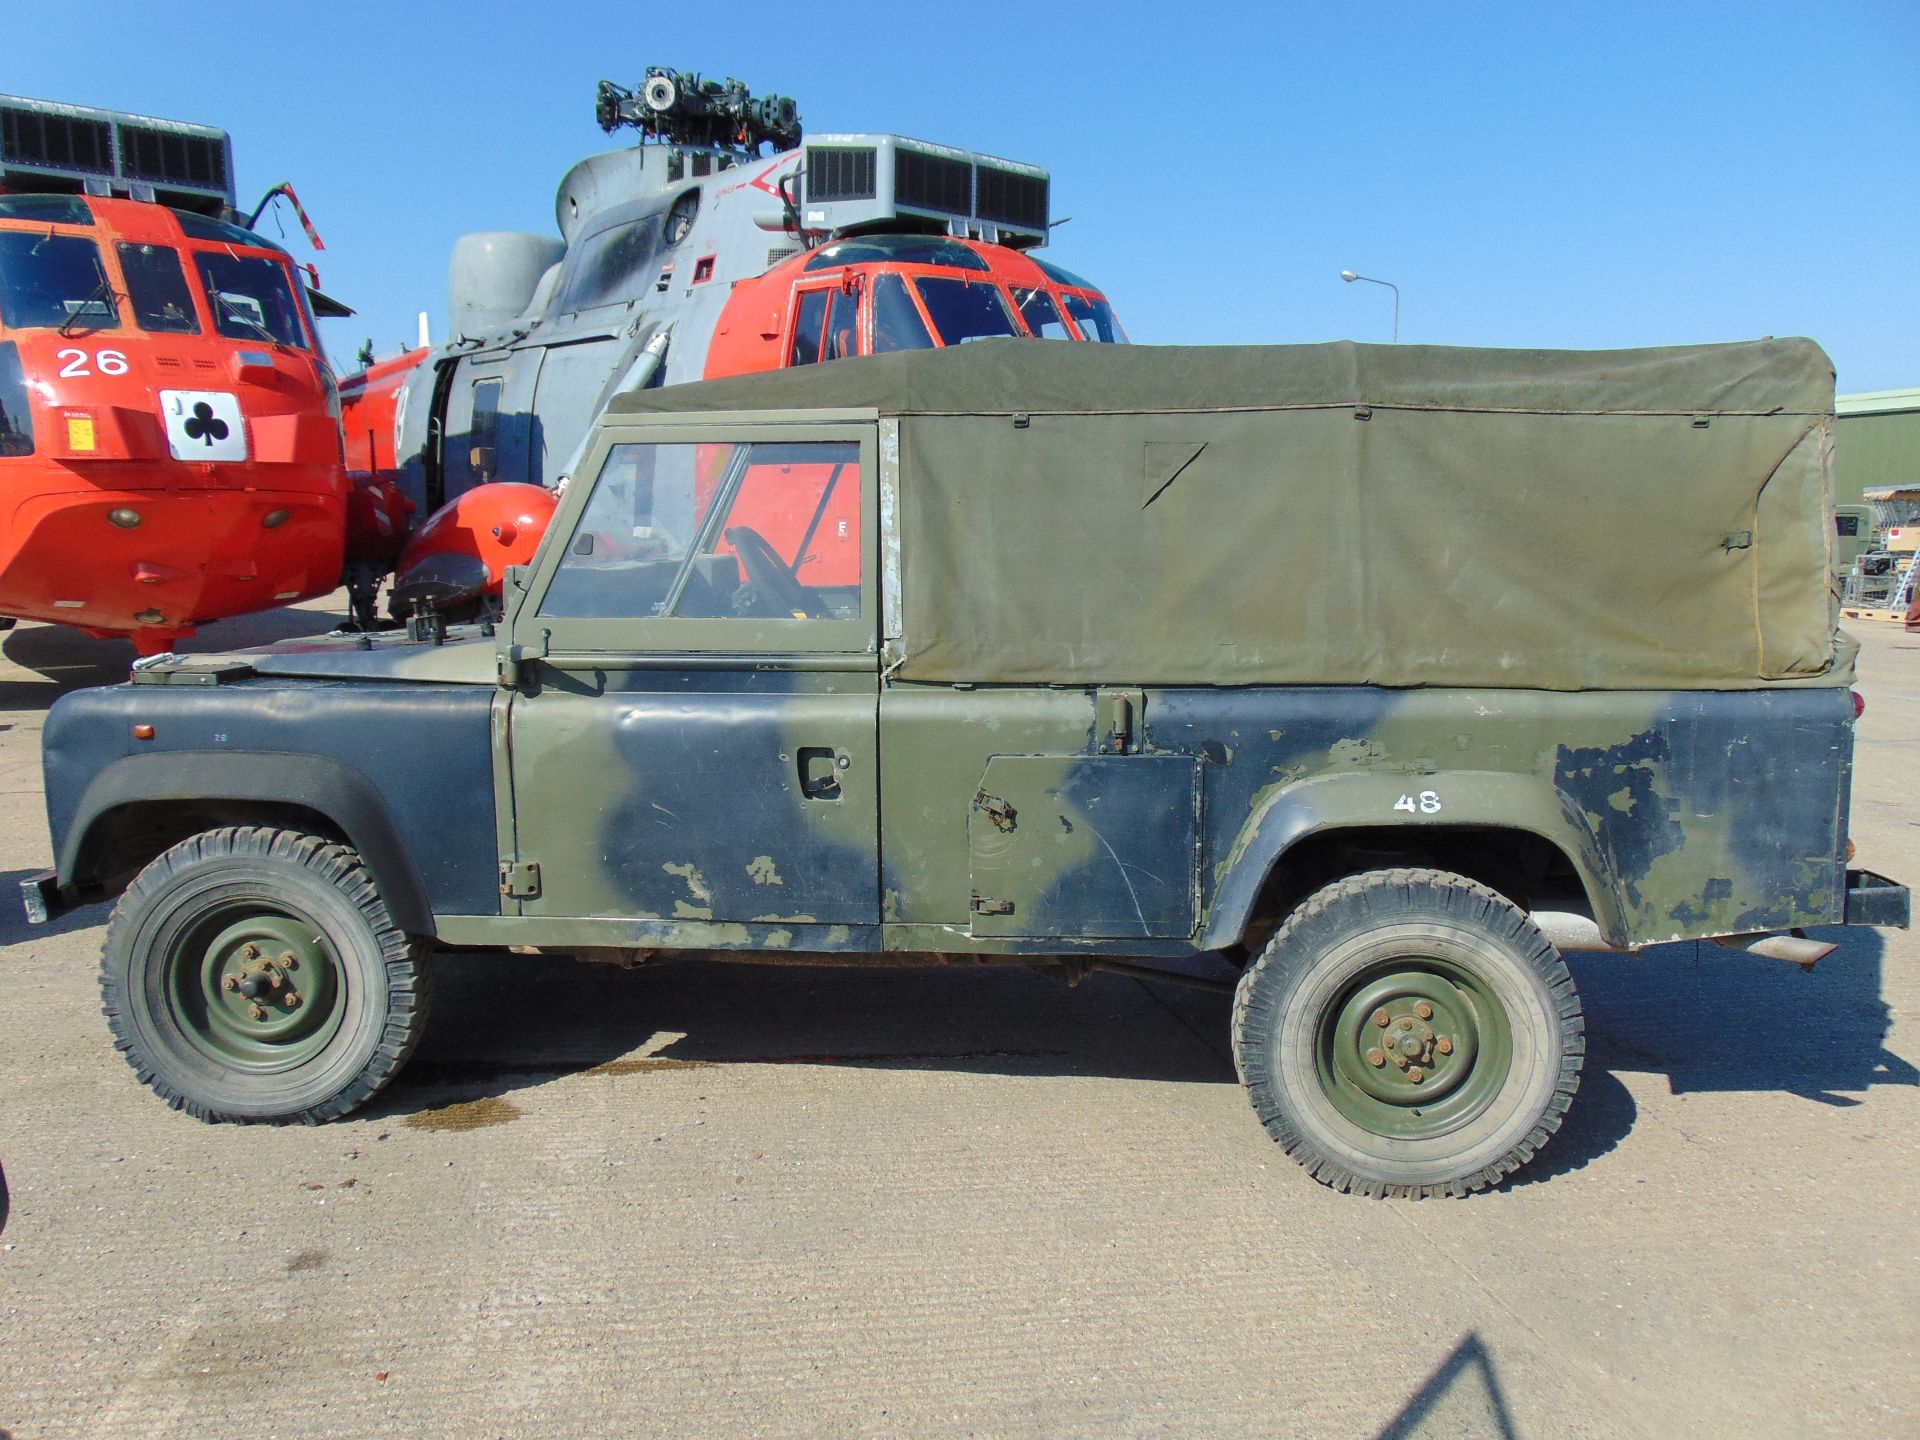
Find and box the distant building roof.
[1838,387,1920,416]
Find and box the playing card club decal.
[160,390,247,462]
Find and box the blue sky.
[10,1,1917,389]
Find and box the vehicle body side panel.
[1157,685,1851,949]
[44,680,498,922]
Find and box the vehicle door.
[500,417,879,929]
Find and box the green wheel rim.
[165,905,345,1072]
[1315,956,1513,1141]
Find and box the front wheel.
[100,827,430,1124]
[1232,868,1583,1197]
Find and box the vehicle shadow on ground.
[0,604,345,706]
[1571,926,1915,1104]
[376,956,1241,1123]
[0,874,106,942]
[366,927,1913,1152]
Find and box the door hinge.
[970,894,1015,916]
[499,860,542,898]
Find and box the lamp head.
[1340,270,1359,282]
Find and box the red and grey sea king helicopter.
[0,77,1127,652]
[0,94,356,655]
[341,68,1129,620]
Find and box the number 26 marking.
[1394,791,1443,814]
[55,348,129,378]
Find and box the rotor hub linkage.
[220,942,304,1022]
[596,69,801,154]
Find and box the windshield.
[0,231,118,332]
[195,251,308,347]
[1061,291,1127,343]
[914,277,1017,345]
[118,243,199,334]
[554,216,662,314]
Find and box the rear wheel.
[1232,868,1582,1197]
[100,827,430,1124]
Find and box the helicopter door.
[440,365,506,499]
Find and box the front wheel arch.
[59,752,436,933]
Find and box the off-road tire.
[1232,867,1582,1197]
[100,827,430,1124]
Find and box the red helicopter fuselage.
[0,193,345,653]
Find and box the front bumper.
[1844,868,1909,928]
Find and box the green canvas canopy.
[610,338,1845,690]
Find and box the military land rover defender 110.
[26,339,1908,1197]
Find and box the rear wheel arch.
[1204,772,1624,950]
[59,753,436,934]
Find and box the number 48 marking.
[1395,791,1443,814]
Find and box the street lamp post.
[1340,270,1400,343]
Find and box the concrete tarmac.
[0,603,1914,1438]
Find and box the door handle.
[798,746,843,800]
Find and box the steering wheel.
[726,526,821,618]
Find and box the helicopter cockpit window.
[194,252,309,348]
[541,440,862,623]
[1061,292,1128,344]
[825,287,860,360]
[789,289,829,366]
[118,243,200,335]
[1013,288,1071,340]
[913,278,1018,346]
[804,235,989,273]
[870,274,934,353]
[0,232,119,331]
[554,216,663,314]
[0,196,93,225]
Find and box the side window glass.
[469,378,502,481]
[1014,287,1070,339]
[870,273,933,353]
[789,288,829,366]
[540,439,862,623]
[118,243,200,334]
[824,285,860,361]
[194,251,309,348]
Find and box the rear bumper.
[1844,868,1909,928]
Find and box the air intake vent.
[975,165,1049,231]
[119,122,227,190]
[807,146,876,203]
[895,148,971,217]
[1,104,113,175]
[766,246,801,269]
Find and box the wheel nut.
[1366,1048,1386,1068]
[1409,1066,1425,1083]
[243,944,261,960]
[1414,1001,1433,1020]
[1372,1009,1391,1028]
[1392,1054,1409,1070]
[283,991,300,1007]
[248,1004,267,1021]
[1436,1036,1455,1055]
[222,976,239,992]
